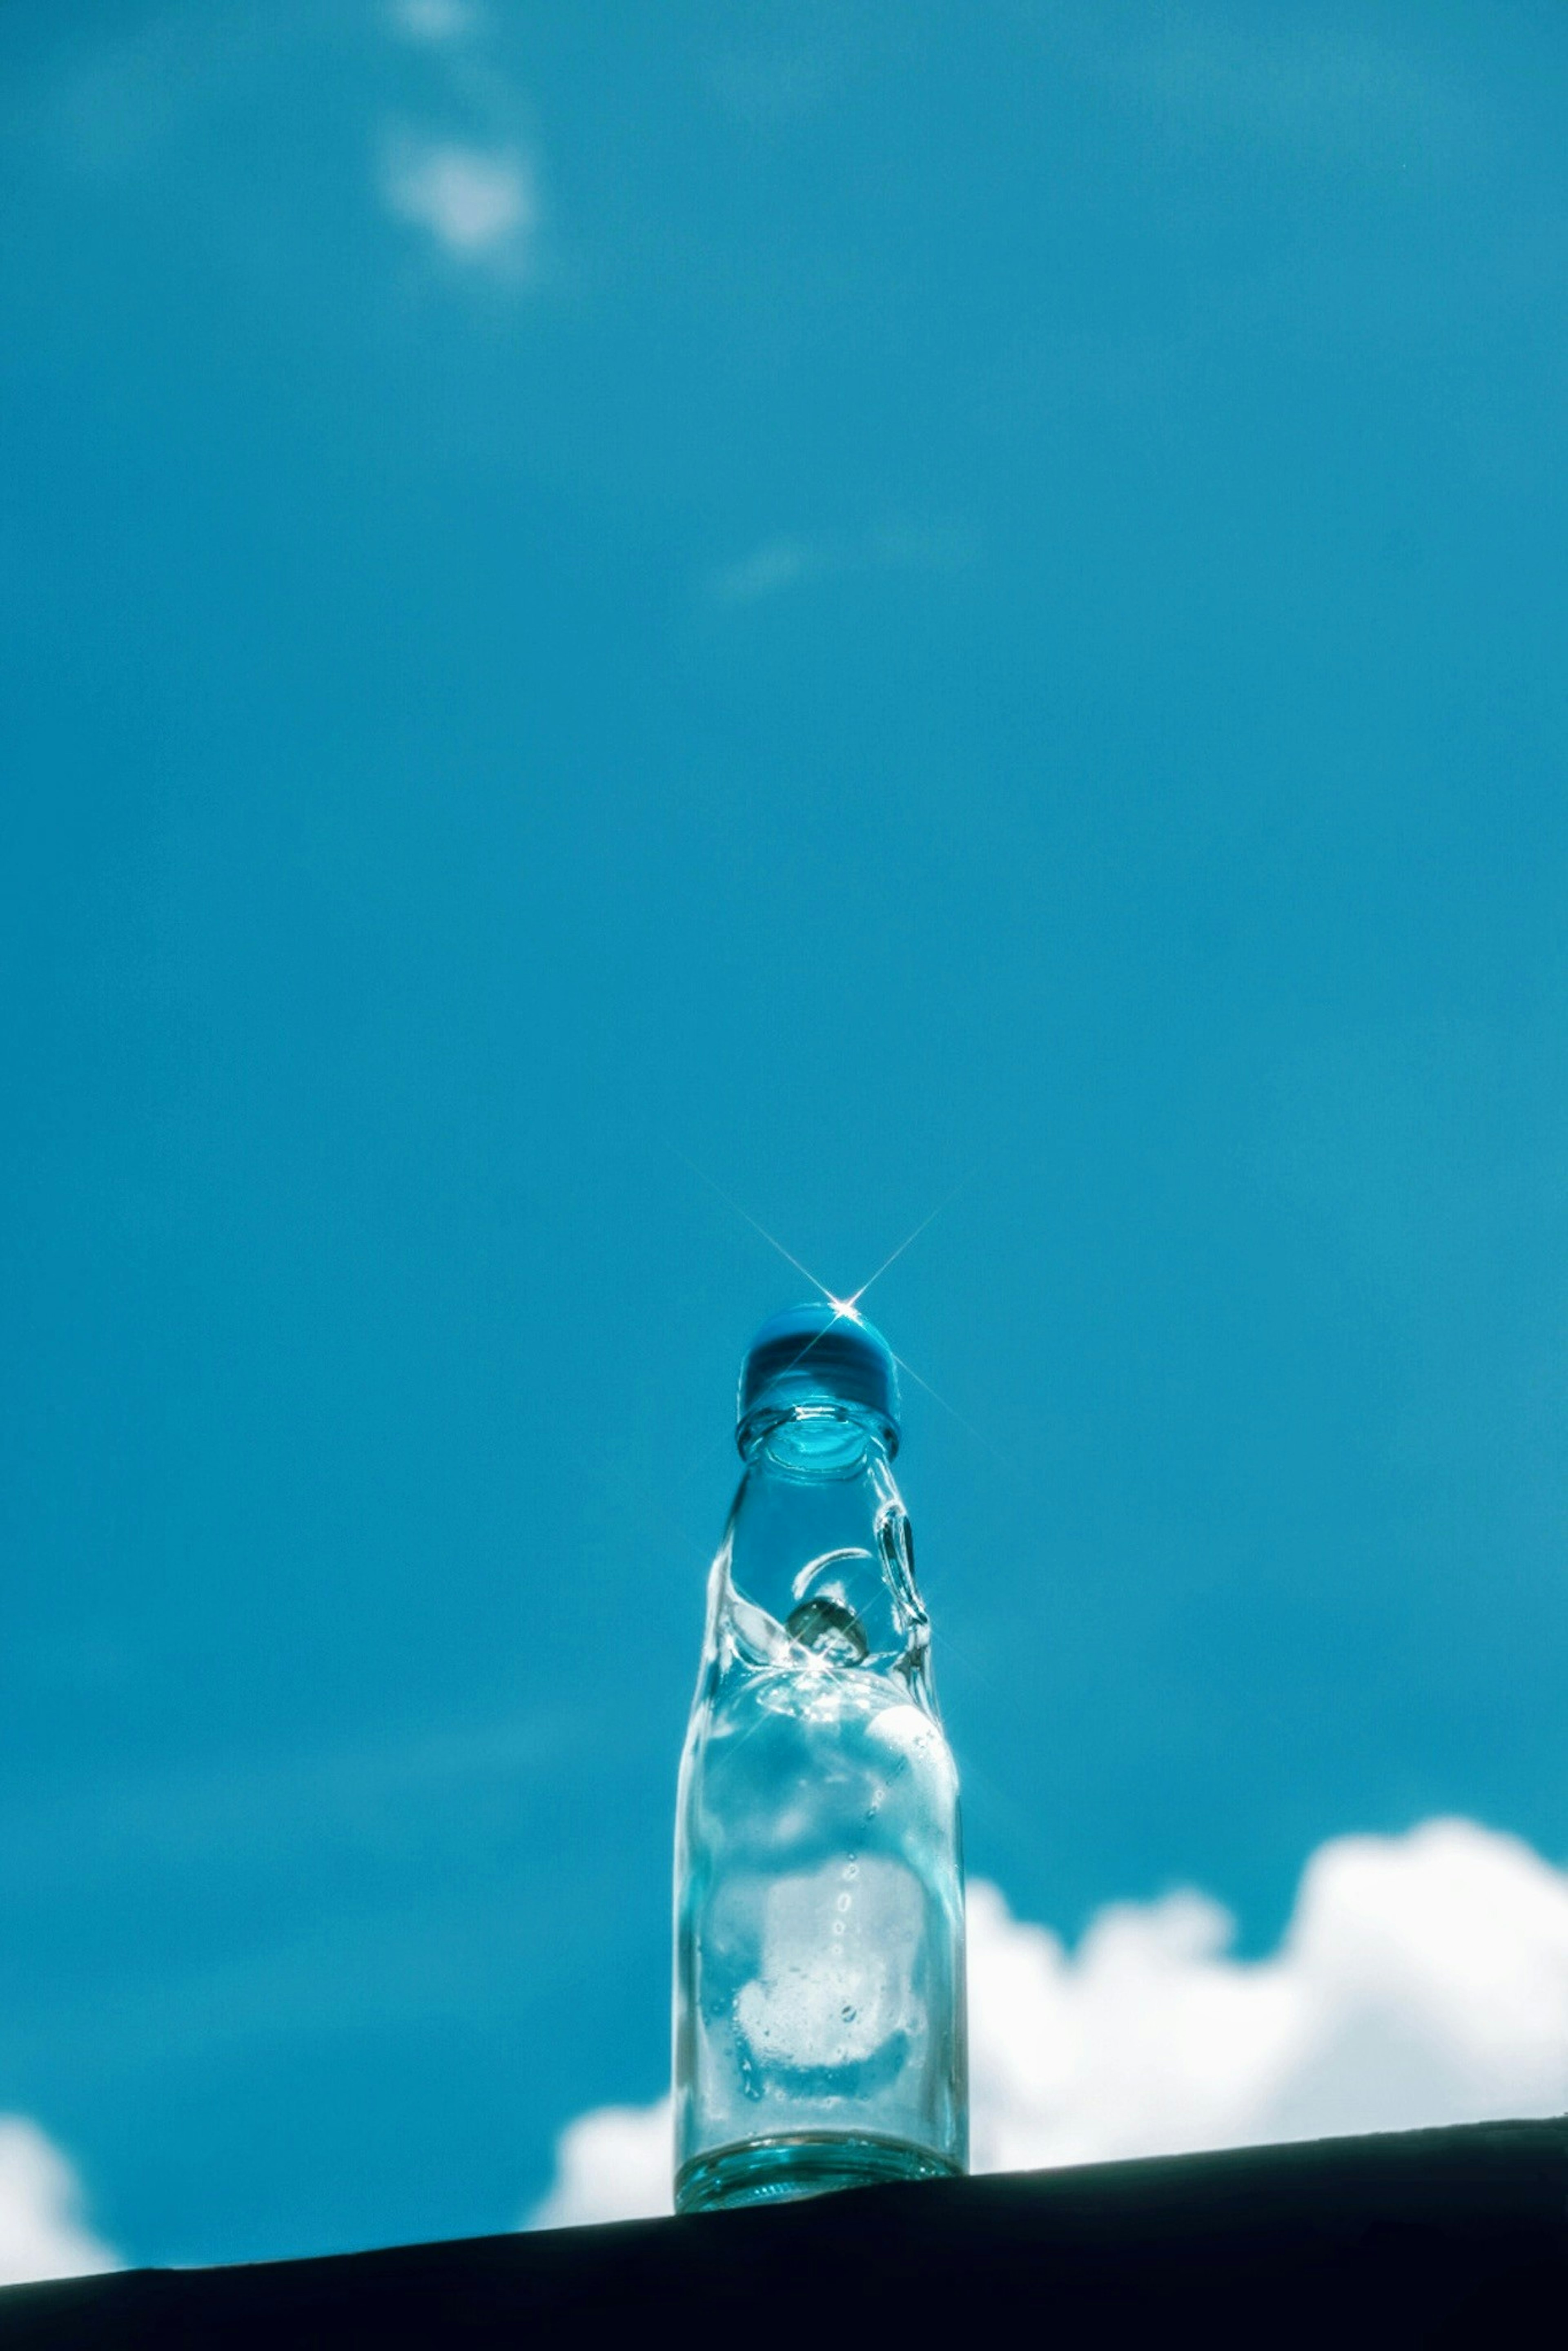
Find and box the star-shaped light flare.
[676,1153,990,1449]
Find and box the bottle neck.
[736,1397,897,1475]
[717,1401,927,1686]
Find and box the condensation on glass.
[673,1304,968,2213]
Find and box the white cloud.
[970,1818,1568,2169]
[531,2099,673,2232]
[382,138,537,266]
[0,2119,117,2287]
[528,1818,1568,2227]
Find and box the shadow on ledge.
[6,2119,1566,2348]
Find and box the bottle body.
[673,1387,967,2213]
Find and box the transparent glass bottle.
[673,1304,967,2213]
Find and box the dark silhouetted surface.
[6,2120,1564,2347]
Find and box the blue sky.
[2,0,1567,2274]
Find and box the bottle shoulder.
[677,1653,960,1843]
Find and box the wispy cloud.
[378,0,542,280]
[709,537,823,605]
[0,2120,116,2287]
[708,524,976,609]
[382,136,538,268]
[703,44,842,126]
[388,0,478,44]
[1038,13,1479,169]
[529,1816,1568,2224]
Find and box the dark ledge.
[6,2119,1566,2348]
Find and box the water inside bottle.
[675,1665,965,2210]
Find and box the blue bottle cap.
[737,1303,901,1453]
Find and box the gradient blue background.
[2,0,1565,2269]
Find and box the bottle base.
[675,2131,963,2215]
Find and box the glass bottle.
[673,1303,967,2213]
